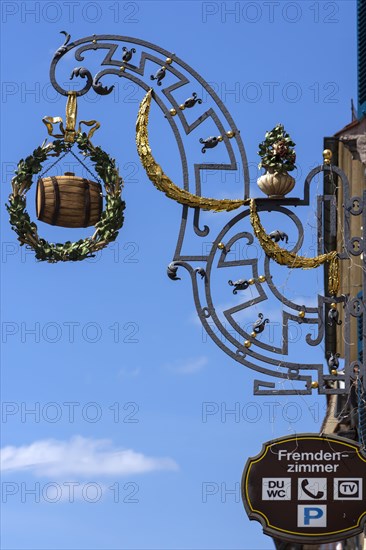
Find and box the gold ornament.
[249,199,339,295]
[251,332,257,338]
[217,242,225,250]
[244,340,251,348]
[331,369,338,376]
[298,310,305,318]
[169,108,177,116]
[165,57,173,64]
[226,130,235,138]
[120,66,125,72]
[331,302,337,309]
[311,381,319,389]
[323,149,332,165]
[135,90,248,212]
[179,104,185,110]
[134,87,342,290]
[248,278,255,285]
[42,91,100,144]
[258,275,266,283]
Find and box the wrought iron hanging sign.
[9,32,366,401]
[135,87,353,397]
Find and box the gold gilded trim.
[135,89,339,294]
[136,89,248,212]
[42,92,100,143]
[249,199,339,295]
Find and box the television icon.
[334,479,362,500]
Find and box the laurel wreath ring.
[6,133,125,263]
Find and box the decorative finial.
[323,149,332,165]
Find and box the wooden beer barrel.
[36,173,103,228]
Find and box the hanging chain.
[39,150,70,178]
[39,144,102,186]
[67,147,102,184]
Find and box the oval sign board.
[242,433,366,544]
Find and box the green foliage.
[6,135,125,263]
[258,124,296,173]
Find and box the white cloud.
[165,356,208,374]
[1,436,178,478]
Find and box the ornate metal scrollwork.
[150,66,166,86]
[55,31,71,57]
[195,267,206,279]
[167,262,181,281]
[199,136,222,153]
[49,32,365,397]
[328,352,340,371]
[70,67,93,91]
[328,304,342,326]
[269,230,289,244]
[252,314,269,335]
[346,196,363,215]
[122,46,136,63]
[228,279,250,294]
[181,92,202,109]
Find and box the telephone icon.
[301,479,324,499]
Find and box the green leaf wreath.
[6,133,125,263]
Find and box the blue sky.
[0,1,357,549]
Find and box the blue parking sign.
[297,505,327,527]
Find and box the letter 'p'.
[304,507,323,525]
[298,505,326,528]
